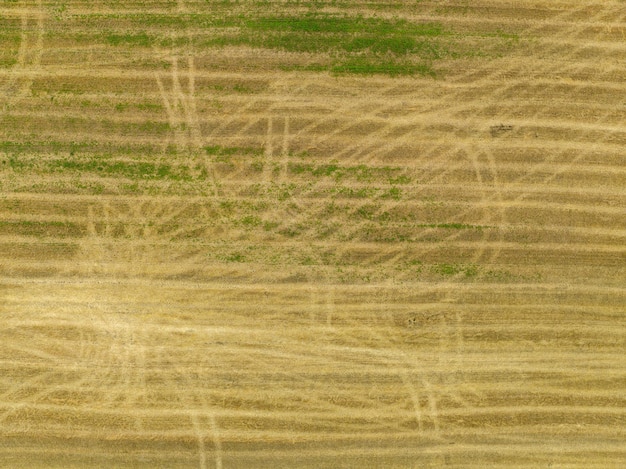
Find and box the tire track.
[1,0,44,106]
[308,286,474,436]
[263,115,274,183]
[154,342,223,469]
[0,303,145,431]
[81,199,208,279]
[155,56,201,154]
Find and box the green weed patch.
[106,32,153,47]
[47,158,196,181]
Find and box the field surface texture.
[1,0,625,467]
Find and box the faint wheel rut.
[81,199,207,279]
[1,0,44,108]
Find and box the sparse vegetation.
[202,13,449,76]
[106,32,153,47]
[74,9,518,76]
[0,1,621,468]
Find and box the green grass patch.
[288,162,408,182]
[47,158,196,181]
[380,186,402,200]
[220,252,246,263]
[0,56,18,68]
[199,13,449,76]
[134,102,164,112]
[331,186,379,199]
[0,140,171,157]
[417,223,489,230]
[71,8,517,77]
[245,15,442,37]
[205,145,263,164]
[0,30,20,68]
[106,32,153,47]
[0,220,80,237]
[239,215,262,228]
[331,58,435,77]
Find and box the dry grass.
[1,0,625,467]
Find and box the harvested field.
[1,0,625,467]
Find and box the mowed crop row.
[1,0,625,467]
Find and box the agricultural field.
[0,0,625,467]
